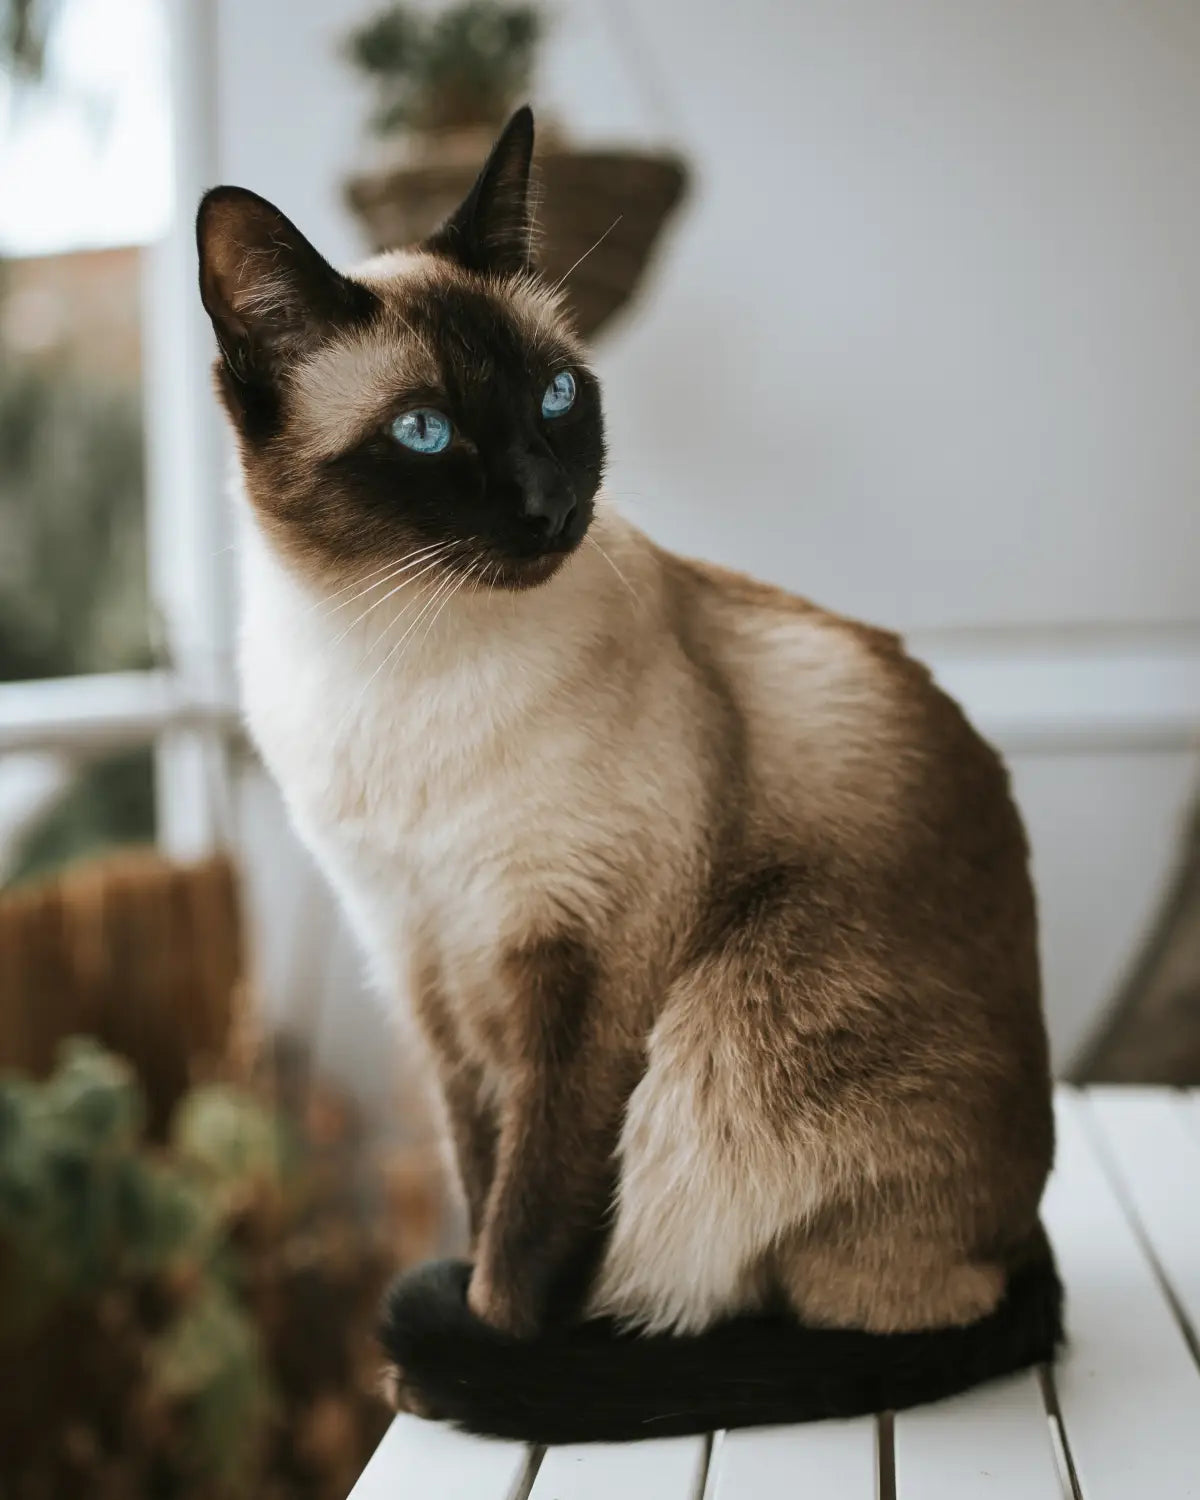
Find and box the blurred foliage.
[347,0,539,135]
[0,262,156,882]
[0,0,61,81]
[0,1038,395,1500]
[0,346,149,682]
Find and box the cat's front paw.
[466,1265,538,1338]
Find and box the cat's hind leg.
[771,1213,1007,1333]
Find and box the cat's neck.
[238,494,654,699]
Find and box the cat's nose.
[523,486,578,543]
[511,450,578,546]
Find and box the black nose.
[524,487,578,543]
[509,448,578,546]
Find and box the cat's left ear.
[425,105,536,276]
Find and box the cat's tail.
[379,1247,1064,1445]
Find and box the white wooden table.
[350,1088,1200,1499]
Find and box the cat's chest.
[243,617,599,951]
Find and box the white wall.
[211,0,1200,1076]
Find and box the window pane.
[0,248,149,682]
[0,0,170,878]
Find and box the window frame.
[0,0,238,864]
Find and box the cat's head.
[196,107,604,591]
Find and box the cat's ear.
[425,105,536,276]
[196,186,377,379]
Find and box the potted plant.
[0,854,444,1497]
[343,1,688,340]
[1,0,56,80]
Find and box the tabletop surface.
[349,1087,1200,1499]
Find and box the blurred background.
[1,1,1198,1494]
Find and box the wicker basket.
[346,136,688,341]
[0,851,245,1133]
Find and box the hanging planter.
[341,3,689,341]
[346,137,687,341]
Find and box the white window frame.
[0,0,238,867]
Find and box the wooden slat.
[893,1371,1061,1499]
[529,1435,708,1500]
[347,1416,535,1500]
[1086,1088,1200,1339]
[1043,1091,1200,1499]
[706,1419,876,1499]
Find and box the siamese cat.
[197,107,1061,1443]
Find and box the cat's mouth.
[480,547,577,592]
[474,498,594,591]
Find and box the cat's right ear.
[196,186,377,384]
[424,106,536,276]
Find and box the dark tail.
[380,1252,1064,1445]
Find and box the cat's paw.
[466,1264,539,1338]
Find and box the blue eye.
[541,370,576,419]
[391,408,451,454]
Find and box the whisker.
[318,552,450,621]
[549,215,623,297]
[328,545,455,648]
[313,541,453,621]
[327,569,449,742]
[408,562,475,661]
[332,557,453,652]
[362,564,464,697]
[327,542,479,743]
[585,533,640,608]
[366,558,461,666]
[394,313,437,369]
[303,554,408,614]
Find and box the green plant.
[347,0,540,136]
[0,1039,394,1500]
[0,351,149,684]
[0,1040,277,1494]
[1,0,61,80]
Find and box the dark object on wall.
[347,138,688,342]
[1074,794,1200,1083]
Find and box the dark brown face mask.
[196,106,605,590]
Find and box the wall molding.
[917,626,1200,754]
